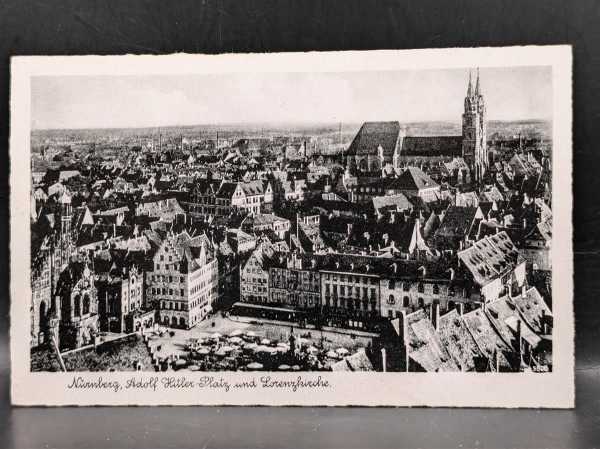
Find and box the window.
[73,294,81,316]
[387,294,395,305]
[83,294,90,315]
[418,283,424,293]
[433,284,439,295]
[403,296,409,307]
[403,282,410,292]
[418,297,424,308]
[389,280,396,290]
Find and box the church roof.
[346,121,401,159]
[400,136,463,158]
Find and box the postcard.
[10,46,573,406]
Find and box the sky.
[31,66,552,130]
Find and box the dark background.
[0,0,599,448]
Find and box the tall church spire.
[467,70,473,97]
[475,67,481,95]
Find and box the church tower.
[60,190,72,238]
[462,69,488,182]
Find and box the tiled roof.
[372,193,413,213]
[438,309,484,371]
[216,181,238,198]
[391,167,439,192]
[400,136,463,157]
[406,309,459,372]
[249,213,288,227]
[511,287,552,335]
[458,231,523,285]
[434,206,477,240]
[136,198,185,221]
[346,121,401,159]
[240,180,264,196]
[461,308,513,369]
[485,296,541,349]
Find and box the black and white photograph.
[10,47,573,407]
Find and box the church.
[344,69,489,183]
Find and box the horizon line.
[31,117,552,132]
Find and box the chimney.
[516,319,523,363]
[457,302,464,316]
[347,223,353,236]
[521,285,527,298]
[381,347,387,372]
[448,267,455,280]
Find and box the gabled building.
[240,247,271,304]
[458,231,526,303]
[145,231,218,329]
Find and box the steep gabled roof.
[346,121,401,159]
[392,167,439,192]
[438,309,484,371]
[458,231,523,286]
[406,309,459,372]
[462,308,513,370]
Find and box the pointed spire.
[467,69,473,97]
[475,67,481,95]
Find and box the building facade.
[96,264,146,333]
[146,231,219,329]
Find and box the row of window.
[324,274,377,285]
[389,281,455,296]
[325,283,377,299]
[324,297,375,311]
[151,274,185,283]
[242,285,267,293]
[151,287,185,297]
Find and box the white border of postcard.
[10,46,573,407]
